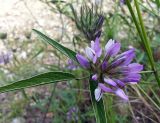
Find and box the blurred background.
[0,0,160,123]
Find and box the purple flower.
[76,38,143,101]
[67,59,78,70]
[76,37,102,67]
[105,39,121,57]
[85,37,102,63]
[0,52,12,65]
[66,107,79,121]
[115,88,128,100]
[92,74,98,81]
[76,54,90,68]
[120,0,125,4]
[120,0,132,5]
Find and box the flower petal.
[115,88,128,101]
[85,47,95,61]
[118,66,130,74]
[105,39,115,52]
[98,83,113,93]
[93,55,98,63]
[94,37,102,57]
[101,61,107,71]
[104,78,117,87]
[109,56,126,69]
[94,87,103,101]
[97,49,102,58]
[122,73,141,82]
[113,49,135,66]
[109,42,121,57]
[128,63,143,73]
[92,74,98,81]
[122,52,135,65]
[105,39,121,57]
[94,37,100,50]
[116,48,135,60]
[76,54,90,68]
[114,79,125,87]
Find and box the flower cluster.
[76,38,143,101]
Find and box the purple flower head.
[76,38,143,101]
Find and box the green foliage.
[0,72,75,93]
[1,0,160,122]
[155,0,160,8]
[126,0,160,86]
[33,29,77,62]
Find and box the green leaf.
[126,0,160,87]
[0,72,75,93]
[33,29,77,62]
[155,0,160,8]
[50,0,65,3]
[89,76,107,123]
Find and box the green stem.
[149,87,160,105]
[140,71,154,74]
[89,76,107,123]
[126,0,160,87]
[126,0,145,46]
[134,0,160,86]
[104,95,115,123]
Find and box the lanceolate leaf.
[89,77,107,123]
[0,72,75,93]
[33,29,77,62]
